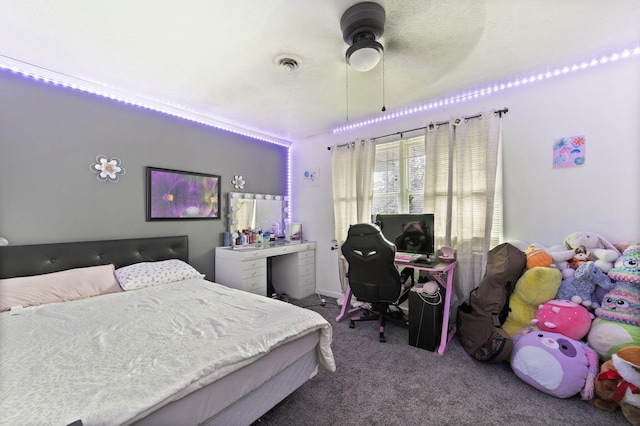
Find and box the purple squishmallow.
[511,329,599,399]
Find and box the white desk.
[215,242,316,299]
[337,259,457,355]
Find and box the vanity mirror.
[227,192,289,236]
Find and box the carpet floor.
[252,295,628,426]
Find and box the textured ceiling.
[1,1,639,142]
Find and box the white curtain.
[330,139,376,292]
[424,112,503,307]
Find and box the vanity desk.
[215,241,316,299]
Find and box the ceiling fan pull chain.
[382,51,386,112]
[346,62,350,122]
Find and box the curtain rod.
[327,107,508,150]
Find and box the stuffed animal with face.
[548,232,621,279]
[556,261,616,308]
[564,232,621,274]
[569,246,590,270]
[589,345,640,425]
[608,243,640,285]
[511,329,599,399]
[588,283,640,361]
[531,299,593,341]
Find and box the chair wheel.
[379,332,386,342]
[349,320,355,328]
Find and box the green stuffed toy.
[503,266,562,337]
[588,243,640,361]
[588,317,640,361]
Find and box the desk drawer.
[236,250,265,260]
[299,250,315,260]
[240,258,265,271]
[299,256,314,267]
[299,263,315,277]
[296,274,316,299]
[241,267,265,280]
[240,275,266,294]
[299,273,315,287]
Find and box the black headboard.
[0,236,189,279]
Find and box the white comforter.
[0,279,335,426]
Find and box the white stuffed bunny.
[563,231,620,273]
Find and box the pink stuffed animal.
[531,299,593,340]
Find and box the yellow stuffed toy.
[503,266,562,337]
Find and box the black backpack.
[456,243,526,363]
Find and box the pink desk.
[336,260,457,355]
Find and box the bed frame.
[0,235,321,425]
[0,235,189,279]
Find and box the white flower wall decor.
[90,155,126,182]
[231,174,246,190]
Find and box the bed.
[0,236,335,426]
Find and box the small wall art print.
[146,167,221,221]
[302,167,319,187]
[553,135,585,168]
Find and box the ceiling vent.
[274,54,301,72]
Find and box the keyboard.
[395,253,414,262]
[396,252,439,266]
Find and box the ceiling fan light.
[346,40,383,72]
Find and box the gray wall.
[0,71,288,279]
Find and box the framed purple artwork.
[146,167,221,221]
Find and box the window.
[372,136,425,215]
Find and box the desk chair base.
[349,306,406,342]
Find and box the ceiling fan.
[340,2,386,72]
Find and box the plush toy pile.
[502,236,640,424]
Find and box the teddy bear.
[503,266,562,337]
[568,246,590,270]
[588,283,640,361]
[556,261,616,308]
[511,329,599,399]
[547,232,621,279]
[589,345,640,425]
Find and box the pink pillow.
[0,264,121,312]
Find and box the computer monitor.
[374,213,435,255]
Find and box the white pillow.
[115,259,204,291]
